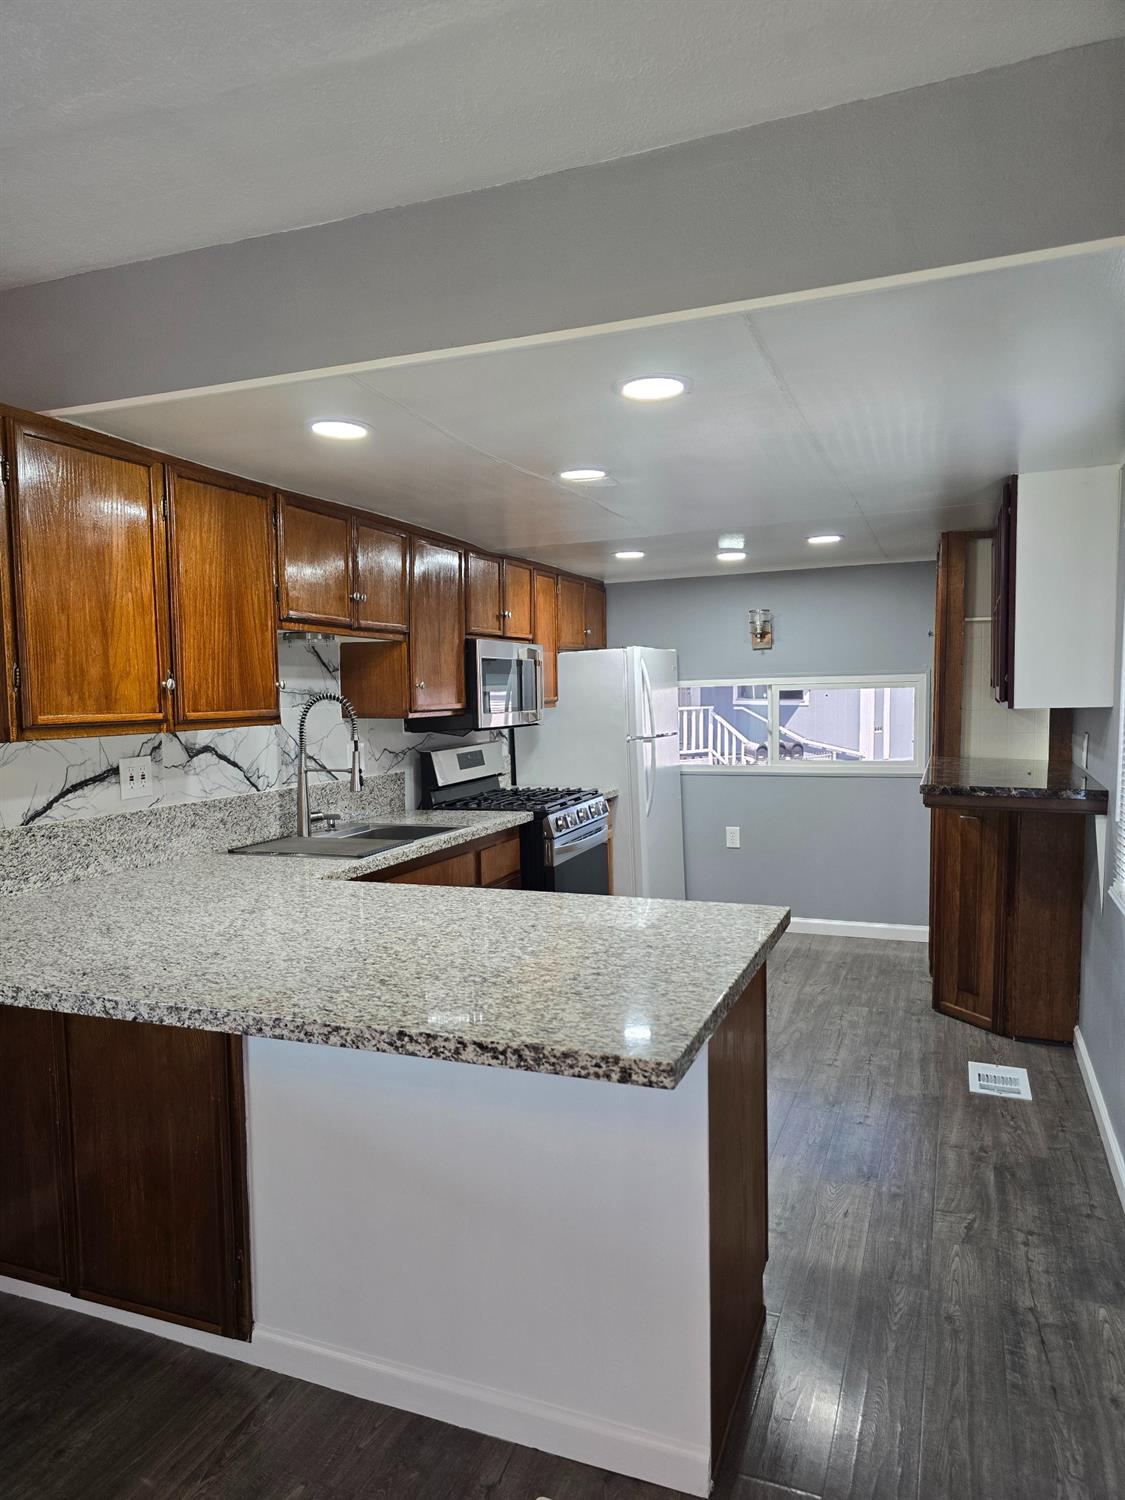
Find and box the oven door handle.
[548,822,609,866]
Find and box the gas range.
[417,744,611,895]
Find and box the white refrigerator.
[519,647,686,899]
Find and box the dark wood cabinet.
[409,538,465,714]
[584,582,607,649]
[0,401,605,740]
[353,522,409,632]
[0,1005,250,1338]
[277,494,353,629]
[0,1009,69,1288]
[533,569,559,705]
[558,577,606,651]
[930,805,1085,1041]
[466,551,503,636]
[4,415,171,737]
[501,560,534,640]
[557,577,587,651]
[166,465,280,728]
[363,827,523,889]
[991,477,1016,705]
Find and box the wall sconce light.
[748,608,773,650]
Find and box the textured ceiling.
[3,0,1124,289]
[74,248,1125,581]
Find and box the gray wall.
[1074,509,1125,1171]
[607,562,935,924]
[3,42,1124,411]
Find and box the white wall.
[607,562,935,926]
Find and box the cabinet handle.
[162,675,176,691]
[276,680,286,690]
[584,628,592,636]
[502,610,512,619]
[415,681,425,689]
[350,592,369,603]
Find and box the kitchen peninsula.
[0,784,788,1497]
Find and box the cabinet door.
[533,570,559,705]
[277,495,352,629]
[931,808,1007,1031]
[166,468,280,727]
[466,551,503,636]
[64,1016,249,1337]
[386,850,478,886]
[557,577,587,651]
[6,417,169,736]
[409,538,465,713]
[353,522,408,632]
[502,560,534,639]
[584,583,607,649]
[0,1007,69,1288]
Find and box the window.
[677,674,928,774]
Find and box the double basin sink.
[230,821,465,860]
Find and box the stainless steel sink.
[229,821,466,860]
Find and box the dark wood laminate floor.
[2,934,1123,1500]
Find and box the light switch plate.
[725,825,741,849]
[119,755,155,801]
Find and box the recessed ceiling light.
[309,420,369,440]
[807,533,843,545]
[558,467,607,482]
[615,550,646,560]
[618,375,688,402]
[716,550,747,563]
[718,532,745,551]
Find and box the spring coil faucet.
[295,692,364,837]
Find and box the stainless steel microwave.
[403,637,544,734]
[470,637,544,728]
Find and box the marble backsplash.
[0,635,505,830]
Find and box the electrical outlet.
[725,825,741,849]
[119,755,155,801]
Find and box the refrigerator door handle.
[644,735,656,815]
[627,731,677,742]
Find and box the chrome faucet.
[295,692,364,838]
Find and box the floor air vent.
[968,1062,1032,1099]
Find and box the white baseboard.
[787,917,929,943]
[1074,1026,1125,1220]
[0,1280,710,1497]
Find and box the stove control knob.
[576,805,589,823]
[565,811,578,829]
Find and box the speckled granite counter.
[920,754,1109,811]
[0,807,788,1087]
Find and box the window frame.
[677,671,930,777]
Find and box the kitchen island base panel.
[0,966,769,1495]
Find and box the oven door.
[545,820,610,895]
[473,640,543,728]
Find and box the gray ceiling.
[3,0,1124,289]
[74,247,1125,581]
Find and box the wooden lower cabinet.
[362,828,522,889]
[0,1006,250,1338]
[931,807,1084,1041]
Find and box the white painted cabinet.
[1009,465,1121,710]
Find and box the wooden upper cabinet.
[166,466,279,727]
[409,538,465,714]
[5,416,170,736]
[533,570,559,706]
[466,551,503,636]
[277,494,352,629]
[557,576,587,651]
[584,583,607,649]
[353,522,408,632]
[502,560,534,640]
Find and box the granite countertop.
[0,809,789,1088]
[920,755,1109,809]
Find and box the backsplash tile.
[0,635,506,831]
